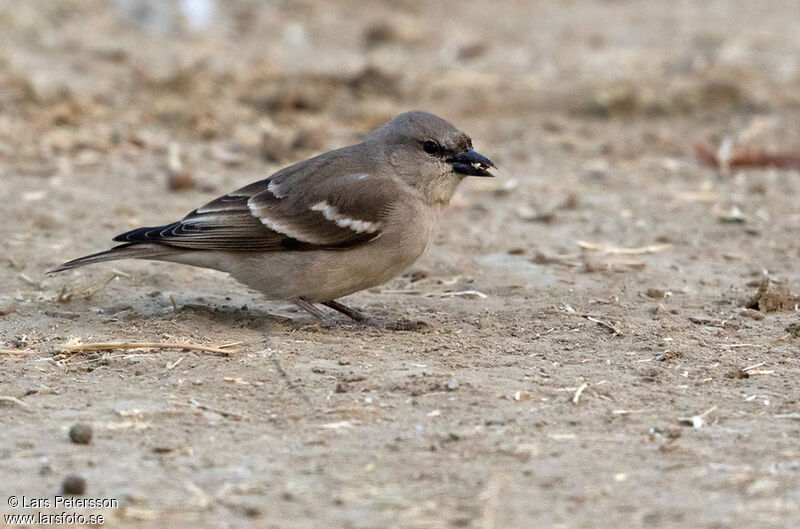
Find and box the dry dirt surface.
[2,1,800,528]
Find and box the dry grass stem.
[0,349,35,355]
[679,405,718,428]
[187,399,244,420]
[577,241,673,255]
[0,395,31,409]
[572,383,589,405]
[585,316,622,336]
[64,342,239,355]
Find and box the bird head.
[367,111,496,205]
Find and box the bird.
[51,111,496,327]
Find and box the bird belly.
[179,201,437,303]
[225,220,430,302]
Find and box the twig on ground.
[63,342,238,355]
[572,383,588,405]
[577,241,673,255]
[611,408,646,415]
[58,272,119,302]
[679,405,717,428]
[739,361,774,377]
[741,361,766,372]
[695,143,800,171]
[165,357,184,370]
[556,307,624,336]
[774,413,800,420]
[0,349,35,355]
[0,395,31,409]
[585,316,622,336]
[188,399,244,420]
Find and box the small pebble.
[0,300,15,316]
[445,379,460,391]
[62,475,86,495]
[167,170,195,191]
[363,22,398,48]
[408,270,429,282]
[69,423,93,444]
[740,308,765,321]
[243,505,263,518]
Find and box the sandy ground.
[2,1,800,527]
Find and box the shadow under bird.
[51,111,496,327]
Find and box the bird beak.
[448,149,496,177]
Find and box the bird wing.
[113,168,401,252]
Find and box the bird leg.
[321,300,371,322]
[297,298,427,331]
[294,298,371,328]
[294,298,330,320]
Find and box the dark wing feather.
[113,155,401,252]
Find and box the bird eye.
[422,140,440,155]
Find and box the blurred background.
[2,0,799,185]
[2,2,800,528]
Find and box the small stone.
[746,279,800,312]
[0,300,14,316]
[62,475,87,495]
[646,288,666,299]
[243,505,263,518]
[363,23,398,48]
[786,321,800,338]
[445,379,460,391]
[457,41,489,61]
[655,350,681,362]
[167,170,195,191]
[69,423,93,445]
[408,270,429,282]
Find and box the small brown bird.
[51,111,495,326]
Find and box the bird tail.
[48,243,168,274]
